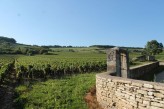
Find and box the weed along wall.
[96,47,164,109]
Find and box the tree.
[39,48,48,54]
[143,40,163,55]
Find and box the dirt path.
[84,85,103,109]
[0,64,17,109]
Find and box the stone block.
[132,82,143,87]
[130,101,138,108]
[154,93,164,98]
[130,95,136,101]
[96,84,103,88]
[118,86,125,91]
[124,94,130,99]
[125,104,134,109]
[113,79,131,84]
[136,98,143,103]
[151,102,164,108]
[148,92,154,96]
[103,87,109,91]
[154,85,164,90]
[143,83,154,89]
[122,91,133,96]
[107,98,113,103]
[115,91,120,96]
[154,97,162,100]
[142,96,150,101]
[142,87,155,92]
[139,102,147,107]
[151,98,162,103]
[159,100,164,104]
[101,78,107,82]
[138,106,146,109]
[125,84,131,87]
[107,82,115,87]
[102,82,107,88]
[101,91,107,97]
[97,81,103,85]
[143,100,150,106]
[108,79,112,82]
[116,89,122,92]
[136,94,142,99]
[158,90,164,94]
[145,95,154,99]
[137,90,148,95]
[149,106,163,109]
[103,97,107,102]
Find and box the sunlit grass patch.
[14,73,96,109]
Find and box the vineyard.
[15,54,106,80]
[0,51,143,82]
[0,50,144,109]
[0,55,16,82]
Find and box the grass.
[129,52,141,59]
[155,51,164,61]
[14,73,96,109]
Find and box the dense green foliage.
[142,40,163,55]
[15,52,106,80]
[14,73,96,109]
[0,48,150,82]
[0,55,15,81]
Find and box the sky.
[0,0,164,47]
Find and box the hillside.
[0,36,49,55]
[0,36,144,55]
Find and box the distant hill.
[0,36,16,43]
[0,36,143,55]
[0,36,49,55]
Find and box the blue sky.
[0,0,164,47]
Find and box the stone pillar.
[107,47,129,78]
[120,51,129,78]
[107,48,117,75]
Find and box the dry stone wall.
[129,62,159,79]
[96,73,164,109]
[96,62,164,109]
